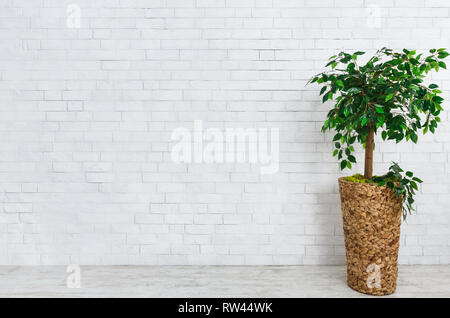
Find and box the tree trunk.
[364,125,374,179]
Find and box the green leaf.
[340,160,347,170]
[433,95,444,103]
[438,51,450,59]
[385,93,394,101]
[375,106,384,114]
[412,177,423,183]
[347,87,361,94]
[361,117,367,127]
[333,133,342,141]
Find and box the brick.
[0,0,448,266]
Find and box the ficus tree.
[309,47,449,219]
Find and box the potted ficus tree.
[309,47,448,295]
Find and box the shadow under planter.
[338,178,402,296]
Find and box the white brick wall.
[0,0,449,265]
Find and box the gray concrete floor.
[0,265,449,297]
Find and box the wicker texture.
[338,178,402,296]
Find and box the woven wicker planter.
[338,178,402,296]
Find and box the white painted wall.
[0,0,449,265]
